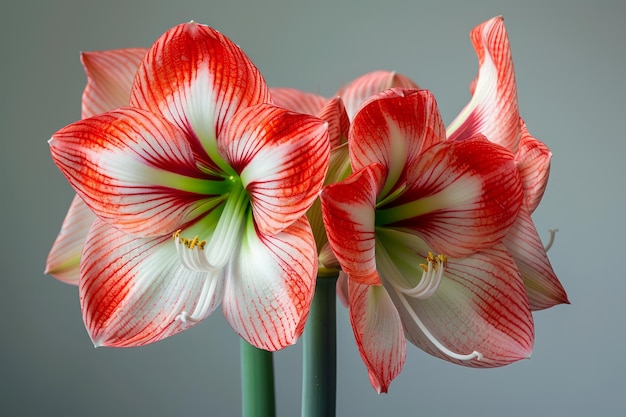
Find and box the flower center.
[171,181,250,324]
[173,181,249,272]
[392,252,447,298]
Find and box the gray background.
[2,0,624,416]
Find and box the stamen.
[173,230,219,271]
[171,184,249,272]
[397,252,446,299]
[392,284,483,362]
[176,273,220,323]
[544,228,559,252]
[173,230,207,250]
[383,251,482,362]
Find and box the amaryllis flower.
[48,22,330,351]
[46,48,147,284]
[320,88,534,393]
[446,16,568,309]
[270,71,416,274]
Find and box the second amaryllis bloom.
[446,16,568,310]
[320,88,534,393]
[48,22,330,351]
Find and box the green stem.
[240,339,275,417]
[302,275,338,417]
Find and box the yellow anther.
[173,229,206,251]
[421,252,447,272]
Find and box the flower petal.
[315,97,350,148]
[384,136,523,257]
[81,48,147,118]
[270,87,328,115]
[503,204,569,310]
[320,164,386,286]
[80,219,224,347]
[50,107,223,237]
[337,70,419,119]
[220,104,330,236]
[381,234,534,367]
[336,271,350,308]
[348,281,406,394]
[130,22,270,165]
[447,16,520,154]
[349,89,445,200]
[515,119,552,213]
[271,90,348,148]
[45,195,96,284]
[308,142,352,255]
[222,216,317,351]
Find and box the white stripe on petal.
[222,216,317,351]
[446,16,520,153]
[50,107,224,237]
[80,219,224,347]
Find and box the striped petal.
[270,87,328,115]
[380,232,534,367]
[349,89,445,200]
[81,48,147,118]
[337,70,419,119]
[308,143,352,257]
[515,119,552,213]
[381,136,523,258]
[316,97,350,148]
[45,195,96,284]
[271,90,348,148]
[348,281,406,394]
[447,16,520,154]
[336,272,350,308]
[47,49,146,284]
[80,219,224,347]
[504,204,569,310]
[222,216,317,351]
[320,164,386,286]
[49,107,225,237]
[220,103,330,236]
[130,22,270,166]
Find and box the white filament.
[383,250,483,362]
[176,274,220,323]
[392,284,483,362]
[391,254,445,299]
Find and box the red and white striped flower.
[447,16,568,309]
[320,88,534,393]
[271,70,416,275]
[48,22,330,351]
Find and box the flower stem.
[240,339,275,417]
[302,275,338,417]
